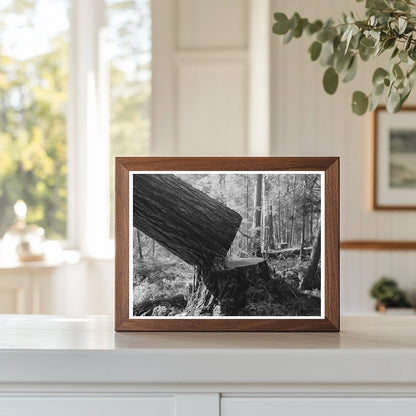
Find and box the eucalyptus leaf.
[372,68,389,86]
[342,56,358,82]
[383,37,396,50]
[307,20,323,35]
[387,87,401,112]
[320,40,335,66]
[273,13,290,35]
[359,44,375,61]
[309,41,322,61]
[398,17,407,34]
[399,49,408,63]
[369,92,383,111]
[282,29,294,44]
[366,0,388,10]
[401,87,411,106]
[391,47,399,59]
[334,52,352,72]
[360,37,375,48]
[352,91,369,115]
[323,67,339,94]
[373,82,385,96]
[393,63,404,79]
[293,18,309,38]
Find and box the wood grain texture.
[115,157,340,332]
[341,241,416,250]
[132,174,242,269]
[373,106,416,210]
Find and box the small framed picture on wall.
[374,106,416,209]
[115,157,339,332]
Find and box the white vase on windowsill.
[2,200,45,262]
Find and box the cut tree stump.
[133,174,242,270]
[187,257,272,316]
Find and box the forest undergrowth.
[132,249,321,317]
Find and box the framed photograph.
[115,157,339,332]
[374,106,416,209]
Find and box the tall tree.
[300,227,321,291]
[299,176,307,260]
[264,175,275,252]
[245,174,250,252]
[289,176,297,247]
[253,174,263,256]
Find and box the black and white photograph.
[129,171,324,318]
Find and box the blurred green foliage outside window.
[0,0,151,240]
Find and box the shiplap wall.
[271,0,416,313]
[152,0,250,156]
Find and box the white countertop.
[0,315,415,386]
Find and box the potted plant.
[369,276,413,313]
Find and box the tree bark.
[300,228,321,291]
[135,229,147,280]
[289,176,297,247]
[187,258,271,316]
[132,174,242,270]
[299,176,307,260]
[245,175,249,252]
[253,174,263,256]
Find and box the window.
[106,0,151,237]
[0,0,151,251]
[0,0,70,239]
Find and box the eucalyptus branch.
[272,0,416,115]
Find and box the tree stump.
[186,258,272,316]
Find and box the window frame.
[1,0,154,258]
[67,0,111,257]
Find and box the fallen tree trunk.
[267,247,312,259]
[133,294,187,316]
[133,174,242,270]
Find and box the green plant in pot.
[369,276,412,311]
[272,0,416,115]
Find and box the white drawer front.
[221,398,416,416]
[0,396,174,416]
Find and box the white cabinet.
[222,398,416,416]
[1,316,416,416]
[1,397,174,416]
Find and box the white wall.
[152,0,257,156]
[50,0,416,317]
[271,0,416,313]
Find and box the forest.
[132,173,322,317]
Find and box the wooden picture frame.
[115,157,339,332]
[373,106,416,210]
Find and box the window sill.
[0,250,81,271]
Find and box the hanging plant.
[272,0,416,115]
